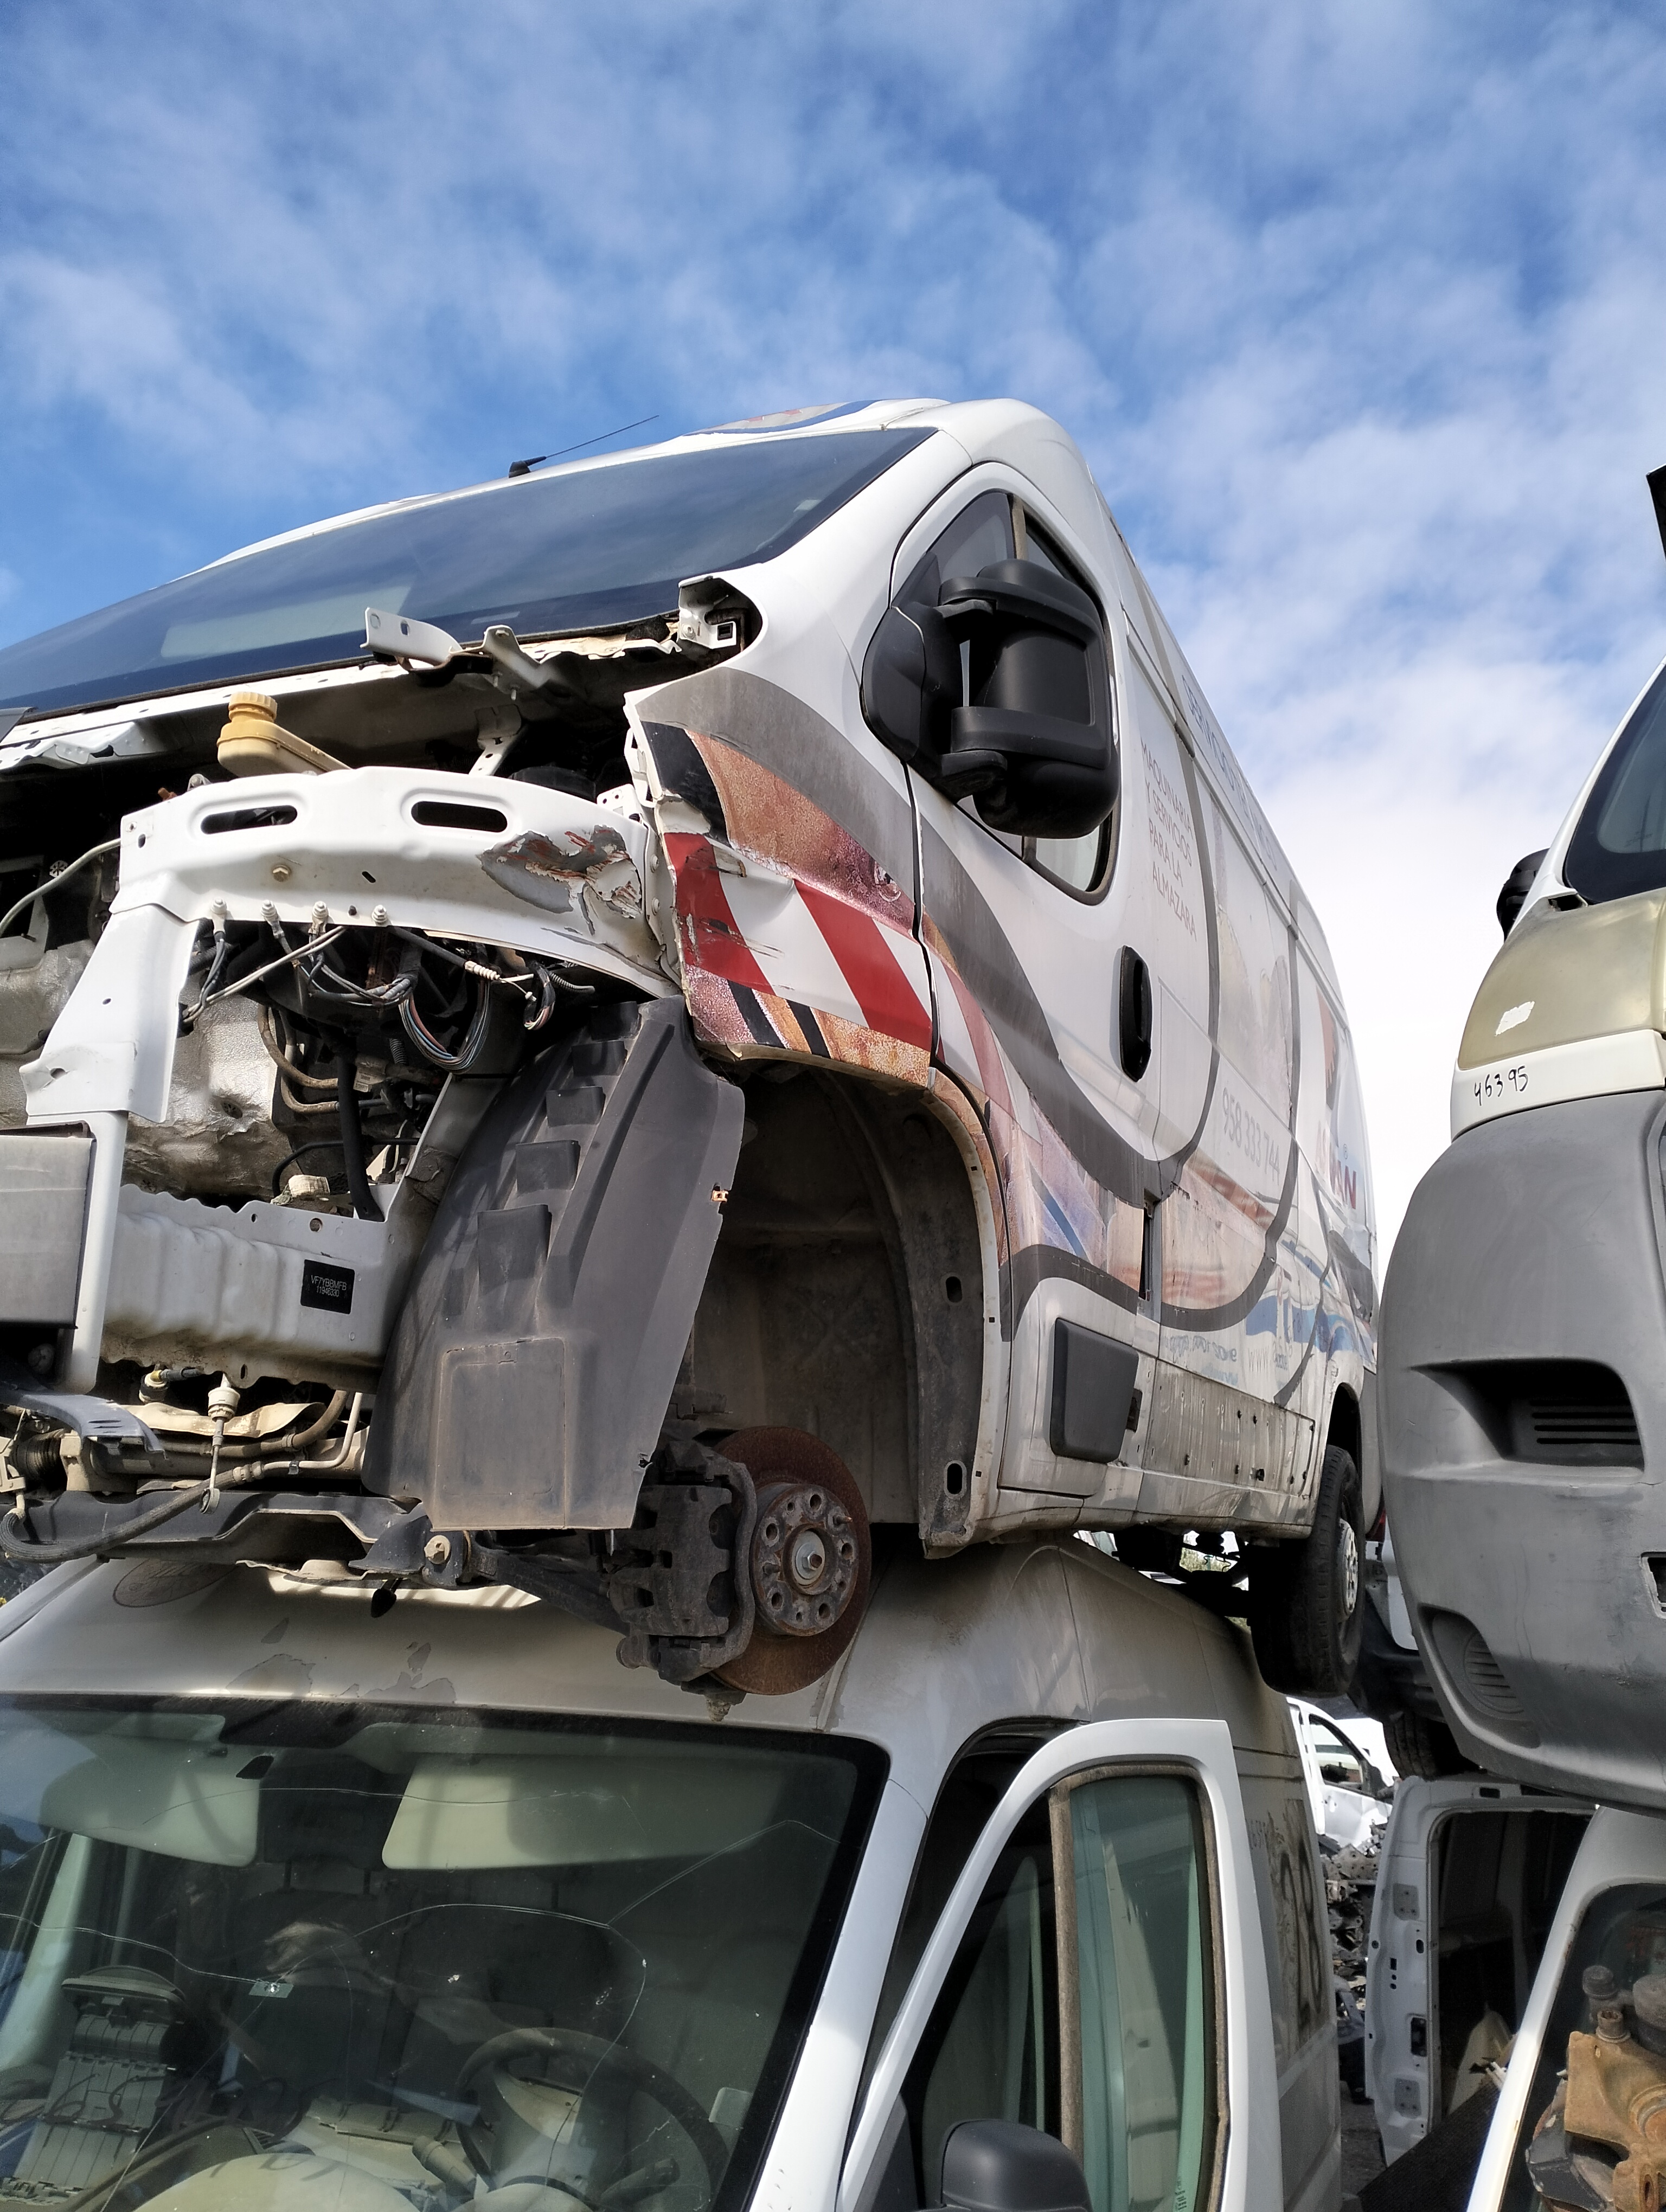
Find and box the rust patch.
[811,1008,931,1083]
[689,733,913,931]
[927,1069,1010,1266]
[685,971,756,1051]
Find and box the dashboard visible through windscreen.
[0,1699,883,2212]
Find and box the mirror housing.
[1496,847,1549,936]
[862,560,1116,840]
[862,600,962,770]
[939,2119,1091,2212]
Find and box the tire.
[1250,1445,1363,1696]
[1384,1706,1472,1780]
[1114,1528,1185,1578]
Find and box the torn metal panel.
[480,823,645,924]
[632,714,934,1082]
[91,766,665,981]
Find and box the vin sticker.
[300,1260,355,1313]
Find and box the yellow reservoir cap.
[217,691,345,778]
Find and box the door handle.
[1118,947,1152,1081]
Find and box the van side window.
[1065,1774,1216,2212]
[898,1771,1220,2212]
[1306,1716,1368,1790]
[864,1737,1048,2090]
[895,491,1016,608]
[902,1791,1061,2195]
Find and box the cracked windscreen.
[0,1700,881,2211]
[0,428,933,717]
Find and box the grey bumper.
[1379,1089,1666,1809]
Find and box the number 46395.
[1475,1064,1528,1103]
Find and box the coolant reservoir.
[217,691,344,777]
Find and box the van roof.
[0,1540,1293,1793]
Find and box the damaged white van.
[0,400,1375,1698]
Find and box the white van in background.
[1366,1775,1591,2169]
[1288,1699,1394,1853]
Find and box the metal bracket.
[0,1360,162,1459]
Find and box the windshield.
[1563,659,1666,904]
[0,429,933,717]
[0,1699,881,2212]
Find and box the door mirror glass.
[863,600,963,772]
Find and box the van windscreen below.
[1564,660,1666,903]
[0,1696,883,2212]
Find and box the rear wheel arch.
[1325,1381,1362,1486]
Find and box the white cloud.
[4,0,1666,1264]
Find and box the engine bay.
[0,597,754,1585]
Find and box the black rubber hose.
[335,1052,383,1221]
[1,1480,214,1562]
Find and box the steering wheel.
[454,2025,729,2202]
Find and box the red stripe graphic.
[797,879,932,1051]
[664,834,772,995]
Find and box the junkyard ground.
[1342,2092,1386,2192]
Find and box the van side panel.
[1238,1753,1343,2212]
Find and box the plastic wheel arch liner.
[363,998,745,1529]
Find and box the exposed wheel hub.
[753,1483,858,1637]
[712,1427,873,1695]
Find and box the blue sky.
[4,0,1666,1259]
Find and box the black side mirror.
[1496,847,1548,936]
[939,2119,1091,2212]
[862,600,962,771]
[862,560,1116,840]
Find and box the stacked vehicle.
[1379,467,1666,2211]
[0,398,1375,2211]
[0,399,1376,1700]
